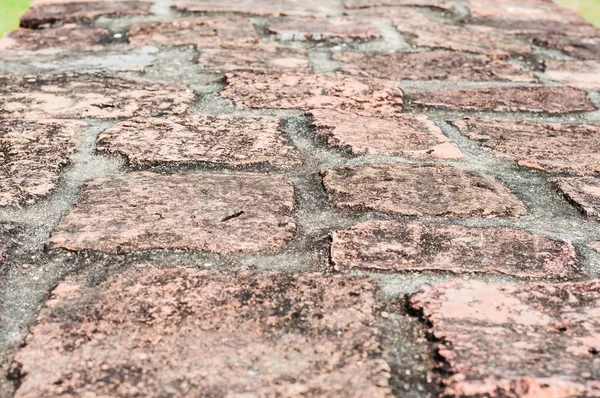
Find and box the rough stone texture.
[322,163,527,218]
[332,50,535,82]
[308,110,462,158]
[0,119,85,207]
[468,0,586,23]
[411,86,594,114]
[331,221,579,279]
[551,177,600,221]
[534,34,600,61]
[198,45,310,73]
[451,118,600,174]
[267,18,380,41]
[0,25,112,52]
[47,172,296,254]
[96,116,302,168]
[221,73,403,114]
[13,269,392,398]
[410,280,600,397]
[0,75,193,119]
[172,0,338,17]
[587,241,600,253]
[344,0,452,11]
[20,0,151,28]
[543,60,600,90]
[129,17,259,48]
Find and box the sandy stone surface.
[129,17,259,48]
[587,241,600,253]
[410,279,600,397]
[333,50,535,82]
[0,75,193,119]
[267,18,380,41]
[344,0,452,10]
[171,0,338,17]
[551,177,600,221]
[0,24,112,52]
[411,86,594,113]
[221,73,403,114]
[322,163,527,218]
[198,45,310,73]
[308,110,462,158]
[0,119,86,207]
[47,172,296,254]
[20,0,151,28]
[331,221,579,279]
[13,269,393,398]
[534,34,600,61]
[543,60,600,90]
[96,116,302,168]
[451,118,600,174]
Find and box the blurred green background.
[0,0,598,36]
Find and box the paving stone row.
[0,0,600,396]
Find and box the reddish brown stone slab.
[0,119,86,207]
[409,280,600,397]
[333,51,535,82]
[308,110,462,158]
[0,24,112,52]
[129,17,259,48]
[543,60,600,90]
[0,75,192,119]
[322,163,527,218]
[20,0,151,28]
[534,34,600,61]
[14,269,392,397]
[171,0,337,17]
[221,73,403,114]
[267,18,380,41]
[332,221,579,279]
[47,172,296,254]
[411,86,594,114]
[551,177,600,220]
[198,45,310,73]
[469,0,585,23]
[450,118,600,174]
[344,0,452,11]
[96,116,302,168]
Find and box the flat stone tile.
[267,18,380,41]
[221,73,403,114]
[332,221,579,279]
[198,45,310,73]
[0,119,86,207]
[172,0,339,17]
[47,172,296,254]
[469,0,585,23]
[308,110,462,158]
[551,177,600,220]
[333,50,535,82]
[344,0,452,11]
[534,34,600,61]
[322,163,527,218]
[96,116,302,168]
[0,25,112,52]
[0,75,193,119]
[543,60,600,90]
[20,0,151,28]
[409,279,600,397]
[13,269,392,397]
[411,86,594,113]
[129,17,258,48]
[450,118,600,174]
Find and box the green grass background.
[0,0,599,36]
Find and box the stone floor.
[0,0,599,396]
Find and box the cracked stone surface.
[13,269,392,398]
[332,51,536,82]
[221,73,403,114]
[267,18,380,41]
[534,34,600,60]
[451,118,600,174]
[543,60,600,90]
[96,116,302,168]
[198,45,310,73]
[322,163,527,218]
[410,280,600,397]
[331,221,579,279]
[128,17,259,48]
[20,0,151,28]
[468,0,586,23]
[411,86,594,113]
[171,0,338,17]
[344,0,452,10]
[308,110,462,158]
[0,75,193,119]
[0,24,113,52]
[0,119,86,207]
[551,177,600,221]
[47,172,296,254]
